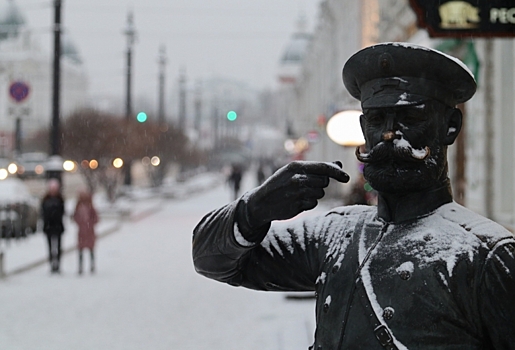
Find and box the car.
[0,177,40,238]
[0,158,19,179]
[16,152,47,179]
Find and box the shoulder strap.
[337,213,399,350]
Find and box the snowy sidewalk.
[0,172,224,277]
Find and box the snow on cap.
[342,42,477,109]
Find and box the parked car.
[0,178,40,238]
[16,152,47,179]
[0,158,19,178]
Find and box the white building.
[0,0,88,153]
[284,0,515,227]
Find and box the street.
[0,173,316,350]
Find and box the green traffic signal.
[137,112,147,123]
[226,110,237,121]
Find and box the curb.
[1,174,224,278]
[5,221,123,277]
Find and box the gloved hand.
[242,161,349,230]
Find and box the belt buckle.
[374,324,394,346]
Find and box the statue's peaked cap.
[342,42,477,109]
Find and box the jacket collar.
[376,181,453,224]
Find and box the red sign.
[306,130,320,144]
[409,0,515,37]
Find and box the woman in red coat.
[73,191,98,275]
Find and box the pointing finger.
[291,161,350,183]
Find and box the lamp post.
[48,0,62,182]
[157,45,166,124]
[123,11,136,186]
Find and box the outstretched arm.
[192,161,349,290]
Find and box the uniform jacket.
[193,187,515,349]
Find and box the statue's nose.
[382,131,396,142]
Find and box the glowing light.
[150,156,160,166]
[112,158,124,168]
[136,112,147,122]
[326,110,365,147]
[7,163,17,174]
[141,156,150,166]
[0,169,7,180]
[226,110,237,121]
[63,160,75,172]
[89,159,98,169]
[81,160,89,169]
[284,139,296,153]
[35,165,44,175]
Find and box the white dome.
[280,32,312,64]
[0,0,26,40]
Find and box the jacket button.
[382,307,395,320]
[323,303,329,313]
[399,270,411,280]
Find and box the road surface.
[0,173,317,350]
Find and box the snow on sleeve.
[261,214,320,257]
[233,222,257,248]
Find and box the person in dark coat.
[41,179,65,274]
[192,43,515,349]
[73,190,98,275]
[227,164,243,200]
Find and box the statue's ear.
[443,107,462,145]
[359,113,367,138]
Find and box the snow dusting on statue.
[192,43,515,349]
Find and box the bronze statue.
[192,43,515,349]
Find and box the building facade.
[0,0,88,154]
[283,0,515,225]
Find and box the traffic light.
[226,110,237,121]
[136,112,147,123]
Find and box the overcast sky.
[16,0,321,101]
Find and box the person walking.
[41,179,65,274]
[73,190,98,275]
[227,164,243,200]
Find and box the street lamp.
[326,110,376,205]
[326,110,365,147]
[123,11,137,186]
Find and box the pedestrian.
[41,178,65,274]
[73,190,98,275]
[227,164,243,200]
[192,43,515,349]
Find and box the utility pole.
[211,100,219,149]
[178,68,186,131]
[194,81,202,135]
[157,45,167,124]
[48,0,63,182]
[123,11,136,186]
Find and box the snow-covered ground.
[0,171,322,350]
